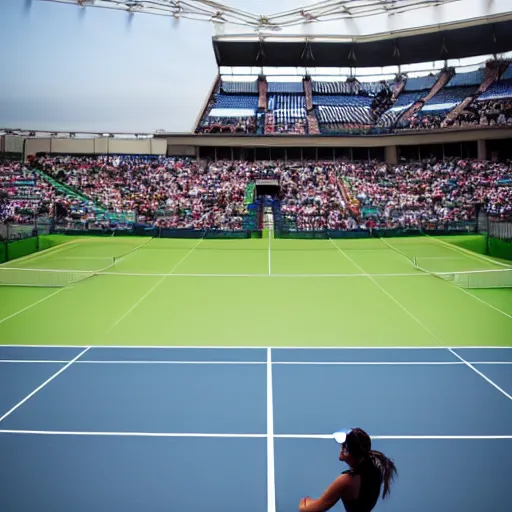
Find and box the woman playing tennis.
[299,428,397,512]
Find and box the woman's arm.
[298,474,352,512]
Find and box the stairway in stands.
[33,168,106,213]
[303,76,320,134]
[264,112,275,134]
[395,67,455,127]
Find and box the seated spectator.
[3,155,509,236]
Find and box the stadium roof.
[38,1,463,29]
[213,17,512,68]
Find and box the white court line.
[2,360,512,365]
[267,348,276,512]
[377,237,416,263]
[0,360,266,365]
[380,236,512,321]
[103,238,204,334]
[448,348,512,402]
[0,430,266,438]
[0,430,510,440]
[61,257,114,261]
[0,347,90,425]
[449,284,512,321]
[422,233,511,268]
[469,361,512,365]
[275,434,512,440]
[0,360,71,364]
[1,344,511,349]
[273,361,465,365]
[0,269,432,277]
[329,238,446,346]
[114,236,155,264]
[268,229,272,276]
[0,288,65,325]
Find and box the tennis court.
[1,234,511,511]
[0,234,511,346]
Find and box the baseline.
[0,346,89,361]
[0,430,510,440]
[271,347,457,363]
[1,344,510,349]
[81,346,267,362]
[1,360,511,365]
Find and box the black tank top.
[340,456,383,512]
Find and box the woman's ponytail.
[370,449,397,498]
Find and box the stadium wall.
[167,145,198,157]
[162,128,512,162]
[4,136,24,154]
[163,127,511,148]
[22,137,167,157]
[2,128,510,163]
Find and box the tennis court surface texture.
[1,234,511,512]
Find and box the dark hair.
[344,428,397,499]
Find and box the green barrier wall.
[488,237,512,261]
[442,234,512,262]
[0,235,74,264]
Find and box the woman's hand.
[299,497,315,511]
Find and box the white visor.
[333,430,349,444]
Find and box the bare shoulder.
[328,473,357,496]
[334,472,360,501]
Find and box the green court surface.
[0,234,511,347]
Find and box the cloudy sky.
[0,0,221,133]
[0,0,507,134]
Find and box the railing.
[488,218,512,241]
[0,218,52,241]
[274,215,478,239]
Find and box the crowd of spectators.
[278,163,348,230]
[2,156,511,234]
[448,99,512,128]
[30,155,256,230]
[196,116,257,134]
[272,118,307,135]
[339,158,512,230]
[394,99,512,132]
[0,160,55,224]
[403,112,445,130]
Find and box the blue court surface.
[1,345,511,512]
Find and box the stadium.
[0,0,511,510]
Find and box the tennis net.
[413,258,512,289]
[0,268,97,287]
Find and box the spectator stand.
[6,154,511,243]
[195,78,261,134]
[393,61,512,131]
[393,67,456,129]
[311,77,392,135]
[449,62,512,128]
[265,80,307,135]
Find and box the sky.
[0,0,219,133]
[0,0,508,134]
